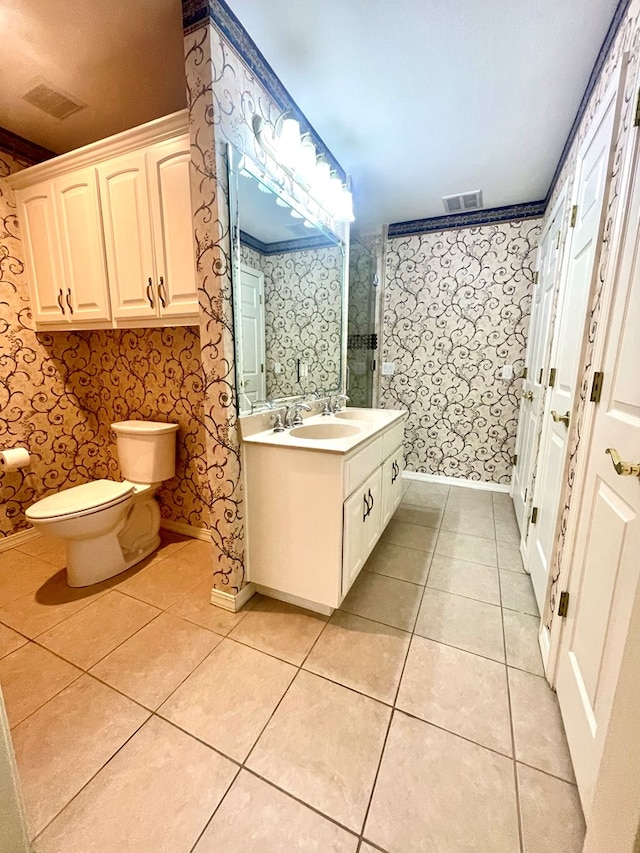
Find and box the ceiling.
[0,0,621,226]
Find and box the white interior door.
[526,81,619,613]
[239,263,266,409]
[554,134,640,818]
[512,193,565,533]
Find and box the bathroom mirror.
[228,146,347,415]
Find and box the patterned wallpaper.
[0,150,209,539]
[380,220,541,484]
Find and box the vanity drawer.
[344,436,384,497]
[383,421,405,459]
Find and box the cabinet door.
[146,137,198,318]
[16,183,67,324]
[381,445,404,529]
[342,467,382,596]
[98,151,157,320]
[54,168,111,323]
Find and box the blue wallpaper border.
[388,201,546,237]
[181,0,346,181]
[240,229,337,255]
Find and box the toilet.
[25,420,179,587]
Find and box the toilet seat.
[26,480,135,522]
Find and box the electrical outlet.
[381,362,395,376]
[274,362,283,374]
[501,364,514,380]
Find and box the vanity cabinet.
[17,171,111,325]
[242,412,406,613]
[10,110,198,330]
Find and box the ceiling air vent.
[442,190,483,214]
[22,82,86,121]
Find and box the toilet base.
[66,532,160,587]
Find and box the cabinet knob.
[57,288,65,315]
[146,278,154,308]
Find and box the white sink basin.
[290,423,362,440]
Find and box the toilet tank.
[111,420,179,484]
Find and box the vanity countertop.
[240,408,407,456]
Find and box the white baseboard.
[254,584,334,617]
[539,623,551,673]
[210,582,256,612]
[0,527,41,553]
[402,471,510,493]
[160,520,212,541]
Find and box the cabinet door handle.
[368,488,374,512]
[146,277,154,308]
[65,288,73,315]
[158,276,166,309]
[391,461,398,483]
[57,288,65,315]
[363,493,369,522]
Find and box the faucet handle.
[331,394,350,413]
[320,400,332,416]
[272,413,285,432]
[291,402,311,426]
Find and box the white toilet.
[25,420,179,587]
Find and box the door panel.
[55,169,111,322]
[147,138,198,317]
[239,264,266,406]
[556,114,640,817]
[526,83,618,612]
[98,152,156,320]
[16,185,66,323]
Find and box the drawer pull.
[158,275,166,308]
[391,460,399,484]
[146,277,154,308]
[362,489,374,522]
[65,288,73,315]
[57,288,65,315]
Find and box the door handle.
[551,410,570,427]
[57,288,65,315]
[368,488,374,511]
[391,461,398,483]
[65,288,73,315]
[158,276,166,309]
[522,391,533,401]
[605,448,640,477]
[146,277,154,308]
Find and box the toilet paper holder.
[0,447,31,472]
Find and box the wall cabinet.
[10,110,197,330]
[243,414,406,613]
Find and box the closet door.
[512,190,566,533]
[526,76,620,613]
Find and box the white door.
[527,80,619,613]
[147,137,199,318]
[54,168,112,322]
[16,182,67,323]
[238,263,266,409]
[381,446,404,528]
[98,151,157,320]
[512,192,565,532]
[342,467,382,596]
[555,134,640,817]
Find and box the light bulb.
[338,187,354,221]
[298,135,316,183]
[278,118,301,168]
[313,157,332,204]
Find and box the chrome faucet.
[330,394,350,413]
[285,402,311,428]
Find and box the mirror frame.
[227,144,349,415]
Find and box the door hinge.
[522,367,528,380]
[531,506,539,524]
[261,363,264,373]
[533,271,539,284]
[548,367,557,388]
[371,359,377,372]
[556,231,560,249]
[634,87,640,127]
[558,591,570,617]
[538,368,544,384]
[512,454,518,466]
[570,205,578,227]
[590,370,604,404]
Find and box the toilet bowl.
[25,420,179,587]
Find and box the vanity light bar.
[252,114,354,222]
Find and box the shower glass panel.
[347,237,377,408]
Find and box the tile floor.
[0,481,586,852]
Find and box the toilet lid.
[26,480,135,521]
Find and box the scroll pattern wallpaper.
[0,150,209,539]
[544,0,640,631]
[380,220,541,484]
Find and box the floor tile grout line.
[497,562,526,853]
[187,763,243,853]
[356,707,397,845]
